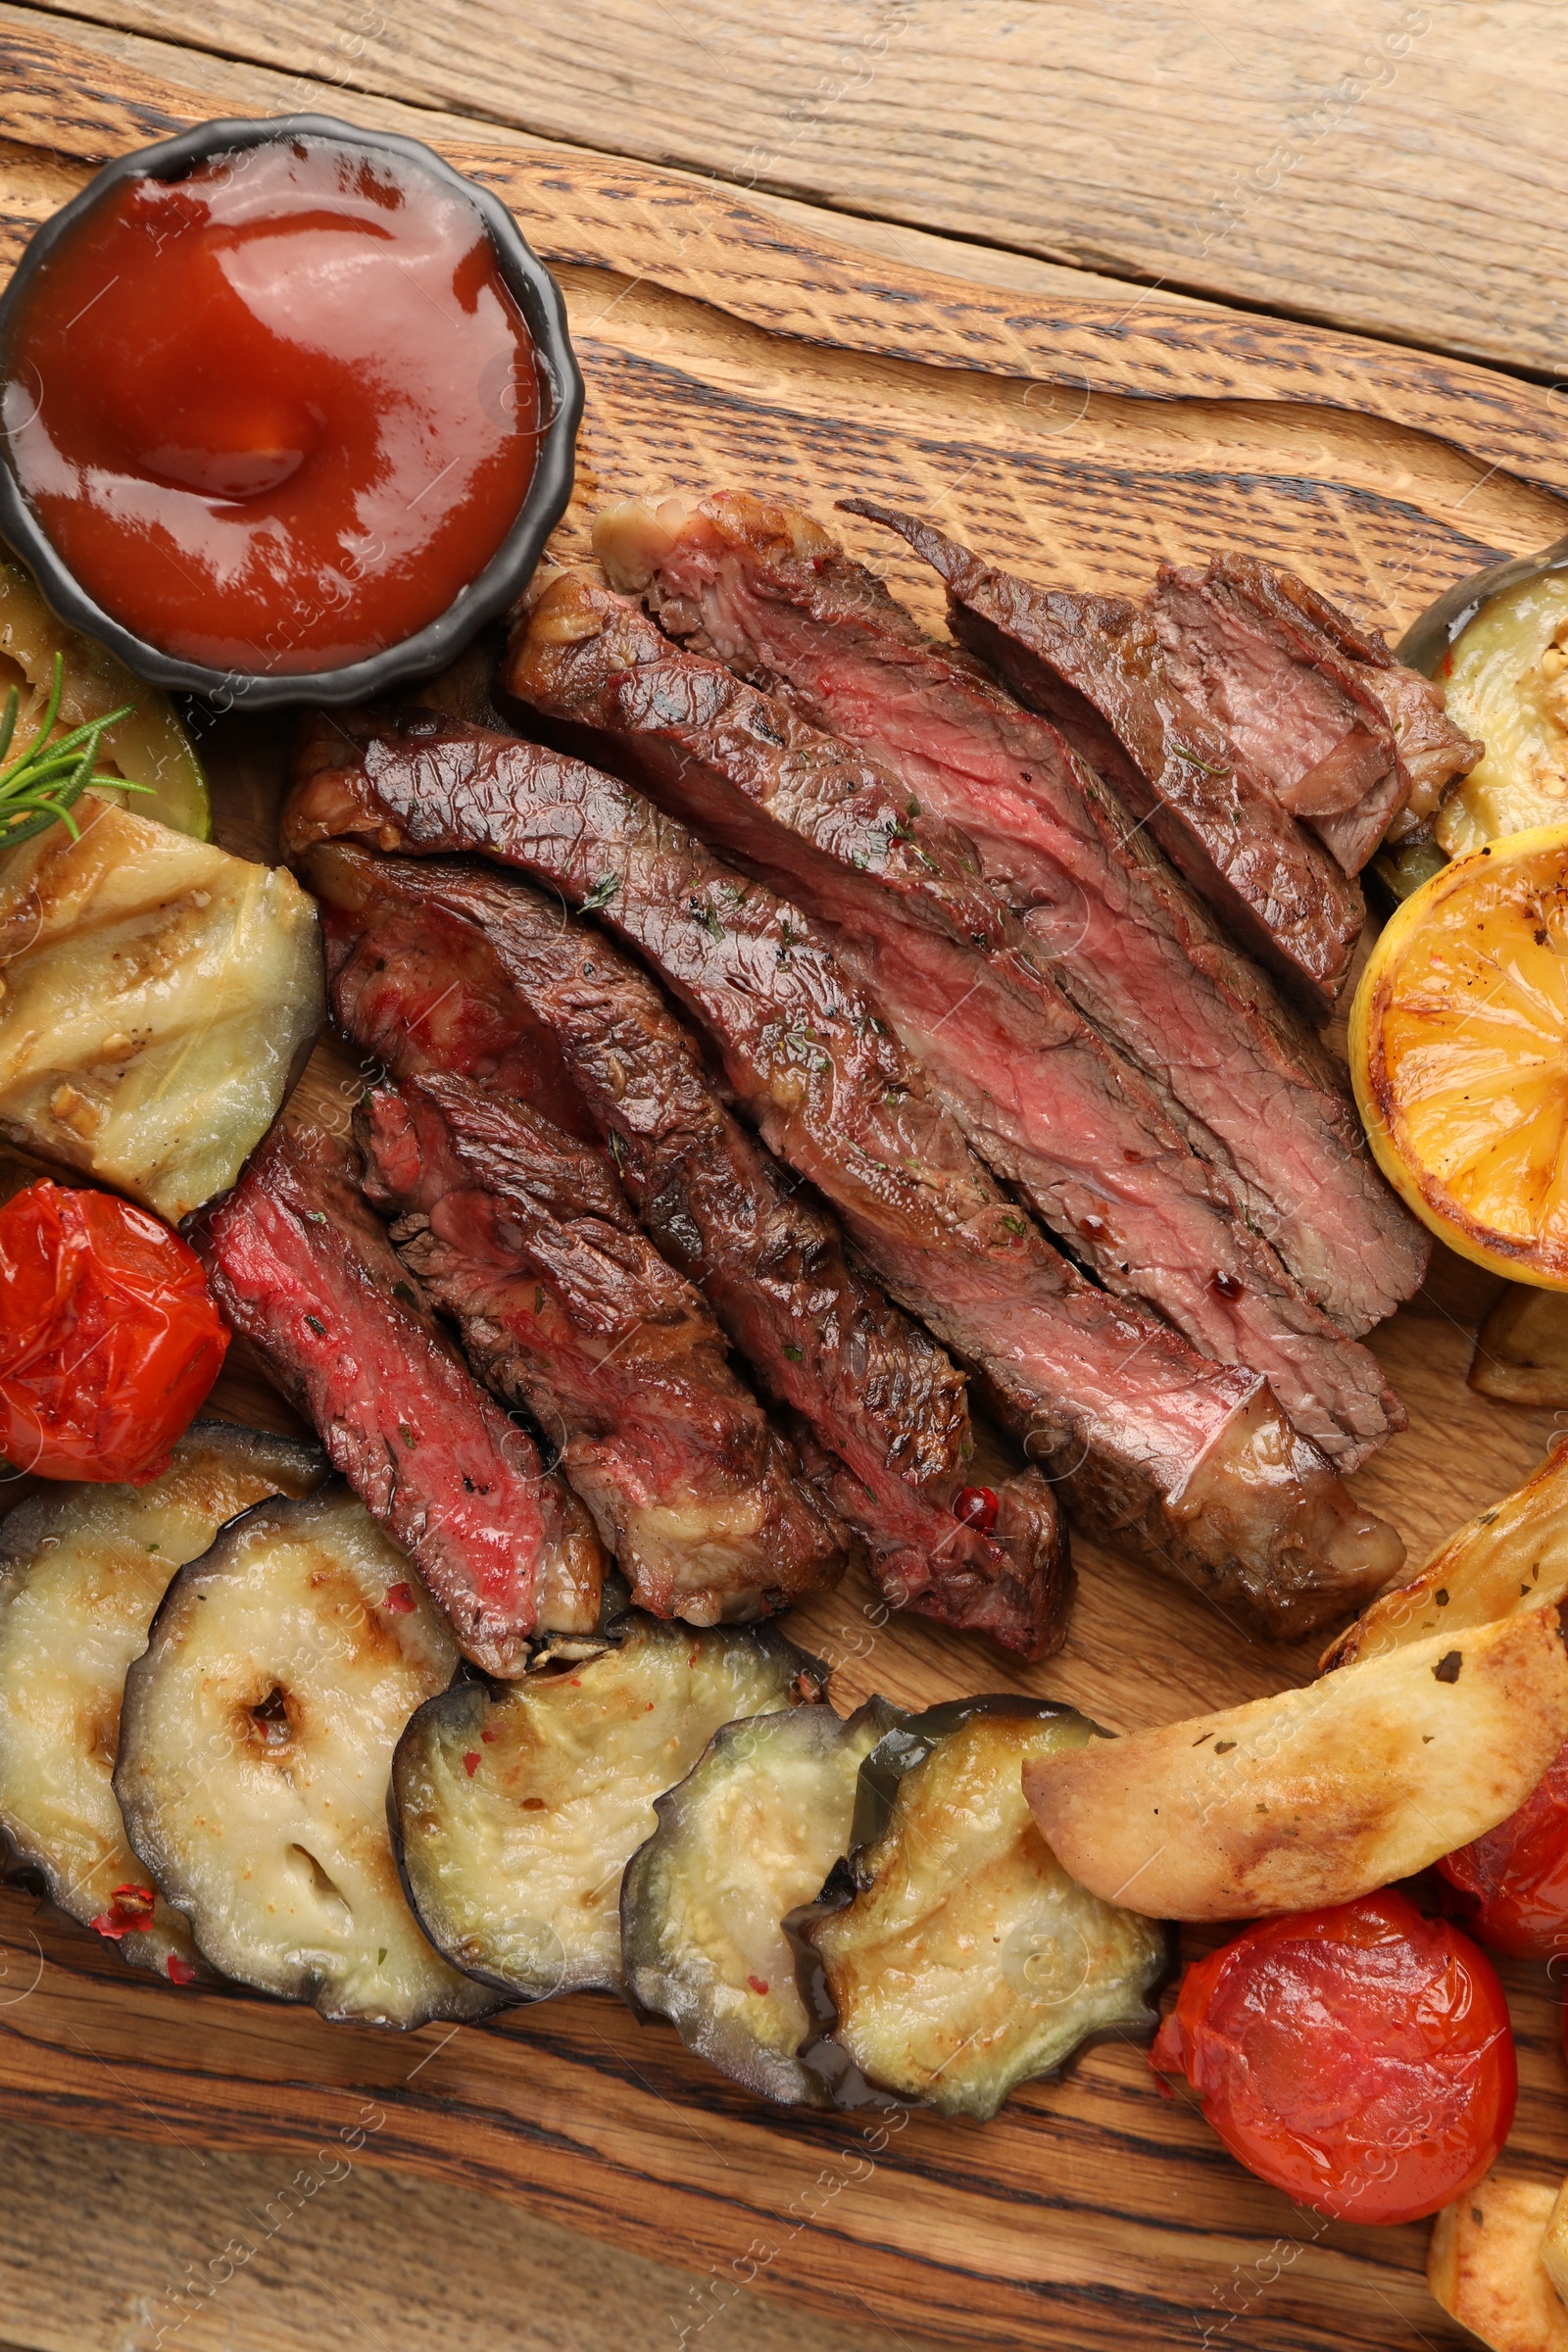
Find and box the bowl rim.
[0,111,583,710]
[1396,531,1568,676]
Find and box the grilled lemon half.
[1350,823,1568,1286]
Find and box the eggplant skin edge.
[0,1421,328,1988]
[791,1695,1173,2121]
[619,1694,905,2106]
[389,1612,830,2006]
[114,1481,499,2030]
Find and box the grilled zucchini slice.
[798,1698,1170,2120]
[392,1615,827,2003]
[0,1422,324,1981]
[621,1697,901,2103]
[116,1482,497,2027]
[0,795,322,1221]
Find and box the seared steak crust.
[285,717,1405,1640]
[198,1117,604,1674]
[609,494,1361,1015]
[1148,556,1481,867]
[508,564,1401,1471]
[355,1071,850,1626]
[303,838,1064,1655]
[631,492,1424,1334]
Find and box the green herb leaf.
[581,873,619,912]
[1172,741,1232,779]
[0,653,146,850]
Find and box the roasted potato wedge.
[1323,1441,1568,1670]
[1024,1612,1568,1921]
[621,1698,901,2104]
[1542,2175,1568,2310]
[1430,2174,1568,2350]
[0,794,322,1221]
[0,1424,323,1980]
[1472,1286,1568,1406]
[392,1615,827,2004]
[801,1699,1168,2119]
[116,1482,496,2027]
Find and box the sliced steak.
[354,1070,850,1625]
[301,838,1065,1655]
[509,565,1400,1470]
[197,1116,604,1675]
[613,491,1425,1333]
[1147,555,1481,868]
[600,497,1362,1016]
[284,716,1405,1640]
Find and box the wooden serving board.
[3,22,1568,2350]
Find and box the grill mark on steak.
[196,1116,604,1674]
[353,1069,850,1626]
[1147,556,1481,868]
[508,564,1401,1471]
[284,715,1406,1641]
[630,490,1424,1334]
[300,838,1065,1655]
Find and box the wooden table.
[3,9,1565,2349]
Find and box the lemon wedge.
[1349,823,1568,1287]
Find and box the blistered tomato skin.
[1440,1739,1568,1961]
[0,1182,228,1483]
[1150,1891,1515,2226]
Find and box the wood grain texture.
[38,0,1568,377]
[3,7,1566,533]
[0,5,1211,314]
[0,18,1566,2352]
[0,2112,933,2352]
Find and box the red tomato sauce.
[1,138,540,672]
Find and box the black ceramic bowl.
[0,114,582,710]
[1397,532,1568,675]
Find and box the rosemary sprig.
[1171,741,1232,779]
[0,654,147,850]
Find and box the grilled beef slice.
[354,1070,850,1625]
[284,716,1405,1639]
[602,497,1362,1017]
[877,561,1362,1013]
[607,492,1425,1334]
[1147,556,1481,868]
[198,1117,604,1674]
[509,565,1400,1470]
[301,838,1066,1655]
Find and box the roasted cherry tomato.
[1150,1891,1515,2225]
[1439,1738,1568,1962]
[0,1180,227,1483]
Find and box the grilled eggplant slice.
[392,1615,827,2003]
[799,1699,1169,2121]
[0,1422,324,1981]
[116,1482,496,2027]
[621,1697,902,2103]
